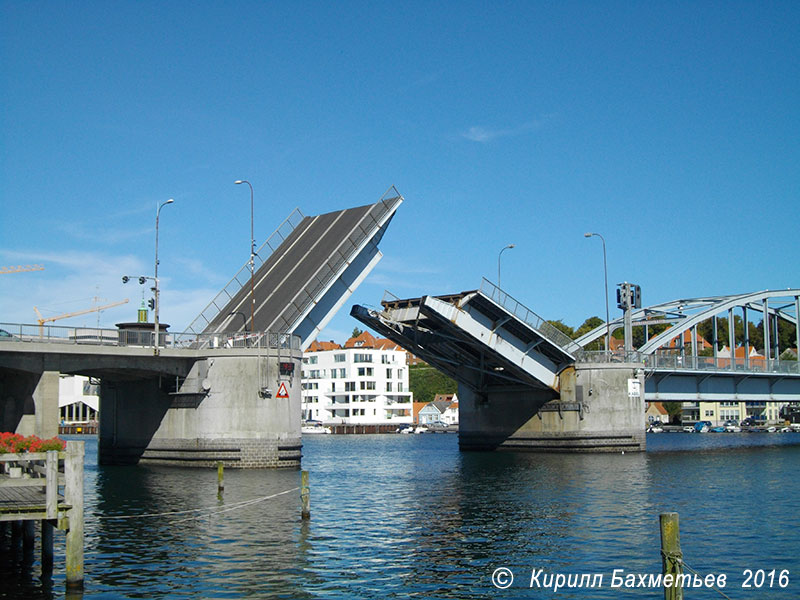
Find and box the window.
[354,353,372,363]
[398,383,404,392]
[331,382,336,392]
[386,382,393,392]
[339,368,346,378]
[334,353,346,363]
[357,367,374,377]
[345,382,356,391]
[303,355,318,365]
[381,354,390,364]
[361,381,375,390]
[386,368,392,379]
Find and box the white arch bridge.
[574,288,800,403]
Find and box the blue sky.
[1,1,798,343]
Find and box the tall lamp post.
[584,232,610,352]
[497,243,515,289]
[234,180,256,331]
[154,198,174,354]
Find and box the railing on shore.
[0,322,300,351]
[575,349,800,374]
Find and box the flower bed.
[0,432,66,454]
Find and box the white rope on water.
[95,487,300,522]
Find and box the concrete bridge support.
[0,367,59,439]
[459,362,646,452]
[99,353,302,468]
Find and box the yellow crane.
[1,264,45,274]
[34,299,129,336]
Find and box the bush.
[0,432,66,454]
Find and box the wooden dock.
[0,441,84,588]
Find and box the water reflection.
[2,434,799,599]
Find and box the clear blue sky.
[2,1,798,343]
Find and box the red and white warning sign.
[276,382,289,399]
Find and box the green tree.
[663,402,684,423]
[351,327,363,339]
[574,316,605,350]
[408,363,458,405]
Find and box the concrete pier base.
[99,352,302,468]
[459,361,646,453]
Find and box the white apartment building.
[301,334,413,424]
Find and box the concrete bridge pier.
[458,361,646,452]
[99,351,302,468]
[0,366,59,439]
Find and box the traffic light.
[139,277,146,285]
[632,284,642,309]
[122,275,129,284]
[148,298,155,310]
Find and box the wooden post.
[301,470,310,520]
[660,512,683,600]
[46,450,58,519]
[42,520,54,574]
[217,461,224,495]
[65,441,84,589]
[22,520,35,561]
[11,520,22,551]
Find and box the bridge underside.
[352,282,646,452]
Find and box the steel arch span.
[575,288,799,360]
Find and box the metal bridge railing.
[0,323,300,351]
[181,207,306,337]
[478,278,582,355]
[574,349,800,375]
[574,350,644,364]
[269,187,403,333]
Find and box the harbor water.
[2,433,799,599]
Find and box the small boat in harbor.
[301,422,332,434]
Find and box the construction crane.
[34,299,129,336]
[1,264,45,274]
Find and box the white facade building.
[301,338,413,425]
[59,375,99,424]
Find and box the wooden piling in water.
[301,470,310,520]
[660,512,683,600]
[217,461,224,495]
[64,441,84,589]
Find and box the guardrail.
[0,323,300,351]
[478,278,582,355]
[574,349,800,374]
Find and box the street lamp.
[154,198,174,354]
[234,180,256,331]
[497,244,515,289]
[584,232,610,352]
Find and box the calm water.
[2,433,799,599]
